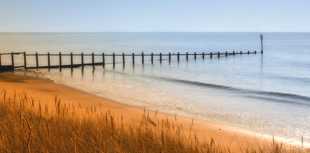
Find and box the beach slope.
[0,71,297,152]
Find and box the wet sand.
[0,71,295,152]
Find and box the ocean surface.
[1,32,310,146]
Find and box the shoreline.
[0,71,303,151]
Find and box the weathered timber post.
[233,51,235,56]
[210,52,212,58]
[186,52,188,61]
[0,55,1,66]
[81,52,84,67]
[225,52,228,57]
[255,50,257,54]
[47,52,50,68]
[35,52,39,68]
[71,52,73,67]
[202,52,204,59]
[194,52,196,60]
[102,53,105,68]
[169,53,171,63]
[260,34,263,54]
[59,52,62,68]
[218,52,220,58]
[24,52,27,68]
[151,53,153,64]
[142,51,144,64]
[11,52,14,68]
[122,53,125,67]
[92,52,94,68]
[248,51,250,54]
[132,53,135,65]
[113,53,115,68]
[240,51,242,54]
[160,53,162,64]
[177,52,180,62]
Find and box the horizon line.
[0,31,310,33]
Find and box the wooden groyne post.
[122,53,125,67]
[113,53,115,68]
[59,52,62,69]
[169,53,171,63]
[35,52,39,68]
[186,52,188,61]
[81,52,84,66]
[260,34,264,54]
[11,52,14,68]
[102,53,105,68]
[47,52,50,68]
[70,52,73,67]
[23,52,27,68]
[142,51,144,64]
[151,53,154,64]
[92,52,95,68]
[132,53,135,65]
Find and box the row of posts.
[1,35,264,69]
[2,50,261,69]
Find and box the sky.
[0,0,309,32]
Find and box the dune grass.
[0,89,307,153]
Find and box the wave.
[246,95,310,106]
[104,69,310,105]
[149,76,310,105]
[253,91,310,101]
[157,77,239,90]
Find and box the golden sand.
[0,71,294,151]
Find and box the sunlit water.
[1,32,310,147]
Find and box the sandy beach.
[0,71,296,152]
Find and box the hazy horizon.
[1,31,310,33]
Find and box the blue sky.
[0,0,309,32]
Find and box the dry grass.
[0,90,307,153]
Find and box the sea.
[0,32,309,147]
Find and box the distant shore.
[0,71,299,152]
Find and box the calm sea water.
[1,32,310,146]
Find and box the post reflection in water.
[102,71,105,80]
[71,68,73,78]
[81,67,84,77]
[260,54,264,90]
[92,67,95,81]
